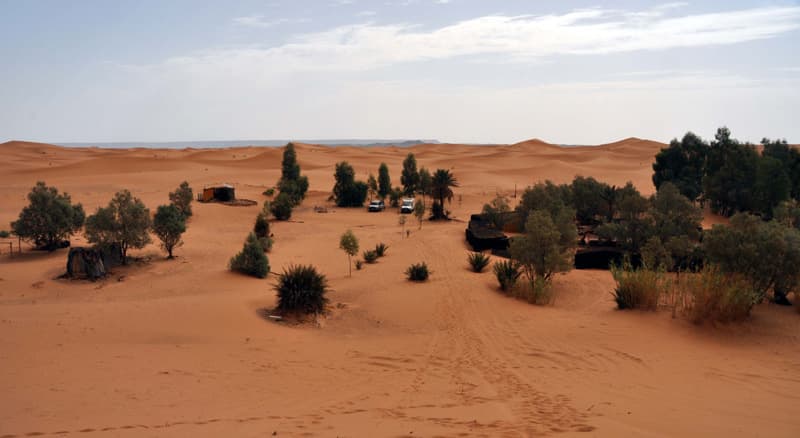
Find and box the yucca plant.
[467,252,491,273]
[275,264,329,314]
[374,243,388,257]
[493,259,521,292]
[406,262,430,282]
[363,249,378,264]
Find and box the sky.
[1,0,799,145]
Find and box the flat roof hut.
[200,184,235,202]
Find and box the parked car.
[400,198,415,214]
[368,199,385,212]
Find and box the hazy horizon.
[2,0,799,145]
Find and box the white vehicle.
[400,198,415,214]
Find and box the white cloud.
[356,10,376,17]
[232,15,309,28]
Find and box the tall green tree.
[332,161,368,207]
[168,181,193,217]
[703,127,759,216]
[515,181,572,230]
[762,138,800,199]
[401,153,420,196]
[277,143,309,206]
[152,204,186,258]
[11,182,85,250]
[418,167,432,203]
[430,169,458,220]
[652,132,708,202]
[378,163,391,200]
[510,210,576,285]
[85,190,152,263]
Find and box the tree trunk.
[348,255,352,277]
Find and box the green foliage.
[254,213,270,238]
[430,169,458,220]
[401,153,419,196]
[610,263,665,310]
[339,229,359,276]
[482,196,511,230]
[275,264,329,314]
[414,199,426,228]
[168,181,193,218]
[595,183,653,255]
[0,230,9,238]
[650,182,702,242]
[570,176,609,224]
[406,262,430,282]
[270,192,293,220]
[152,204,186,258]
[367,173,378,199]
[703,127,759,216]
[332,161,368,207]
[11,182,85,250]
[753,155,790,219]
[704,213,800,304]
[363,249,378,264]
[652,132,708,202]
[229,233,270,278]
[640,236,669,271]
[378,163,391,199]
[277,143,309,206]
[774,199,800,229]
[258,236,273,253]
[510,210,576,287]
[374,243,388,257]
[685,267,757,324]
[762,137,800,199]
[85,190,151,263]
[389,187,403,208]
[355,259,363,270]
[467,252,491,273]
[418,167,432,199]
[515,181,572,229]
[262,187,275,197]
[493,259,521,292]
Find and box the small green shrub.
[275,264,329,314]
[493,260,521,292]
[263,187,275,197]
[375,243,388,257]
[363,249,378,264]
[0,230,9,238]
[270,192,293,220]
[254,213,270,238]
[406,262,430,282]
[467,252,491,273]
[355,260,363,270]
[258,236,273,252]
[685,267,757,324]
[229,233,270,278]
[610,263,665,310]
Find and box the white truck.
[400,198,415,214]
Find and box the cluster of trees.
[332,162,369,207]
[653,127,798,218]
[230,204,275,278]
[11,181,193,261]
[270,143,309,220]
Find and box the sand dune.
[0,138,798,437]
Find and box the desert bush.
[339,230,359,276]
[355,260,363,270]
[610,263,665,310]
[482,196,511,229]
[0,230,9,238]
[512,277,555,305]
[684,267,757,323]
[467,252,491,273]
[374,243,388,257]
[275,264,329,314]
[168,181,193,218]
[11,182,85,250]
[363,249,378,264]
[270,192,293,220]
[406,262,430,282]
[229,233,270,278]
[494,260,521,292]
[254,213,270,238]
[152,204,186,258]
[262,187,275,197]
[85,190,151,263]
[258,236,273,252]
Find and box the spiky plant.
[406,262,430,282]
[275,264,329,314]
[374,243,388,257]
[363,249,378,264]
[467,252,491,273]
[493,260,521,292]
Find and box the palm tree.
[431,169,458,219]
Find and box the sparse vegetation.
[274,264,329,314]
[406,262,430,282]
[610,263,665,310]
[169,181,193,218]
[152,204,186,258]
[684,267,757,324]
[467,252,490,273]
[11,182,85,251]
[493,260,521,292]
[262,187,275,197]
[414,199,425,229]
[85,190,151,263]
[229,233,270,278]
[339,230,359,277]
[0,230,9,238]
[363,249,378,264]
[374,243,388,257]
[482,195,511,230]
[355,260,363,270]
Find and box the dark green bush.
[229,233,270,278]
[12,181,85,250]
[0,230,9,238]
[270,192,293,220]
[333,161,369,207]
[258,236,273,253]
[355,260,363,270]
[254,213,270,238]
[375,243,388,257]
[262,187,275,197]
[467,252,490,273]
[493,260,521,292]
[275,264,329,314]
[406,262,430,282]
[363,249,378,264]
[169,181,193,217]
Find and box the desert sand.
[0,138,798,437]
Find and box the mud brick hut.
[199,184,235,202]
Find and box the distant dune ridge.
[1,137,799,437]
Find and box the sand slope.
[0,139,798,437]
